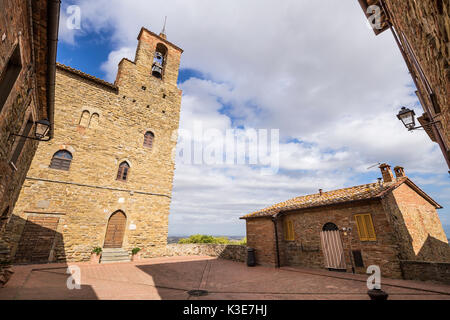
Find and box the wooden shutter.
[284,220,289,240]
[144,131,154,148]
[49,151,72,171]
[363,214,376,241]
[116,162,129,181]
[354,214,376,241]
[284,219,294,241]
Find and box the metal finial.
[161,16,167,36]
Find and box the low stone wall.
[165,244,246,262]
[400,260,450,284]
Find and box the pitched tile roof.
[240,177,441,219]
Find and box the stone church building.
[241,164,450,281]
[1,28,183,263]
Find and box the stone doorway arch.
[103,211,126,248]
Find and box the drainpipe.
[271,213,281,268]
[45,0,61,141]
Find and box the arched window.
[89,113,99,128]
[116,161,130,181]
[79,110,90,127]
[152,43,168,79]
[143,131,154,149]
[322,222,339,231]
[49,150,73,171]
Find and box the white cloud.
[66,0,449,236]
[100,47,135,82]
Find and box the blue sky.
[57,0,450,237]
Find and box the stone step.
[100,248,130,263]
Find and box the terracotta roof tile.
[241,178,409,219]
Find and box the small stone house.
[241,164,450,280]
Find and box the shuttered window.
[354,213,376,241]
[284,219,295,241]
[49,150,72,171]
[116,161,130,181]
[143,131,154,149]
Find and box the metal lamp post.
[10,119,51,141]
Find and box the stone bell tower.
[2,27,183,264]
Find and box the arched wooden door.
[103,211,126,248]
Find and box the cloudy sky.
[57,0,449,237]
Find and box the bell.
[154,51,164,61]
[152,63,163,79]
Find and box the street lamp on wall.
[397,106,438,131]
[397,107,416,130]
[10,119,51,141]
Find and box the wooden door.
[103,211,126,248]
[15,216,59,263]
[320,230,346,270]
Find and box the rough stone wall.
[165,244,247,262]
[386,0,449,157]
[2,28,183,263]
[384,183,450,262]
[400,260,450,285]
[246,200,403,278]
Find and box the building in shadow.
[0,0,60,286]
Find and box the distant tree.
[178,234,230,244]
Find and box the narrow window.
[89,113,99,128]
[10,116,33,165]
[49,150,73,171]
[116,161,130,181]
[0,44,22,113]
[354,214,376,241]
[284,219,294,241]
[352,250,364,268]
[79,110,90,127]
[143,131,154,149]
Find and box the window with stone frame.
[143,131,154,149]
[0,44,22,113]
[49,150,73,171]
[354,213,376,241]
[116,161,130,181]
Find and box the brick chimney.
[394,166,406,179]
[379,163,394,183]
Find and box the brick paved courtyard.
[1,256,449,300]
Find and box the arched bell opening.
[152,43,168,79]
